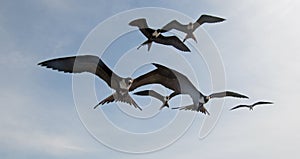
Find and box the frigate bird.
[161,14,225,42]
[230,101,273,111]
[133,90,170,110]
[38,55,143,110]
[133,63,248,115]
[129,18,190,52]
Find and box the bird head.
[204,96,211,103]
[119,77,134,90]
[125,77,133,86]
[152,30,161,37]
[165,95,170,101]
[187,22,194,30]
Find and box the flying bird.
[230,101,273,111]
[133,63,248,115]
[134,90,170,110]
[161,14,225,42]
[129,18,190,52]
[172,91,248,115]
[38,55,143,110]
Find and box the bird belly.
[199,96,205,104]
[119,79,129,90]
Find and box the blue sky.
[1,0,300,158]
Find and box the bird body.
[129,18,190,52]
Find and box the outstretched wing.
[154,35,190,52]
[161,20,189,33]
[209,91,248,99]
[130,64,180,92]
[129,18,148,29]
[134,90,165,103]
[38,55,116,88]
[129,18,156,39]
[230,105,249,110]
[193,14,225,31]
[253,101,273,107]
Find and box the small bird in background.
[161,14,225,43]
[129,18,190,52]
[134,90,170,110]
[230,101,273,111]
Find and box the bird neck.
[187,23,194,30]
[152,30,161,37]
[204,96,210,103]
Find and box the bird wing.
[230,105,250,110]
[38,55,117,88]
[161,20,189,33]
[173,104,197,111]
[129,18,149,29]
[129,18,155,39]
[154,35,191,52]
[193,14,225,31]
[209,91,249,99]
[133,90,165,102]
[129,64,180,92]
[253,101,273,107]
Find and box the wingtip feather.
[133,90,150,96]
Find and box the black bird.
[230,101,273,111]
[129,18,190,52]
[161,14,225,42]
[133,63,248,115]
[134,90,170,110]
[38,55,142,110]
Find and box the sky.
[1,0,300,158]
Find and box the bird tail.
[137,40,152,51]
[183,33,197,43]
[159,102,169,110]
[94,93,142,111]
[94,94,115,109]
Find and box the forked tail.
[94,93,142,111]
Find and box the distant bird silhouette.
[161,14,225,42]
[134,90,170,110]
[133,63,248,115]
[230,101,273,111]
[129,18,190,52]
